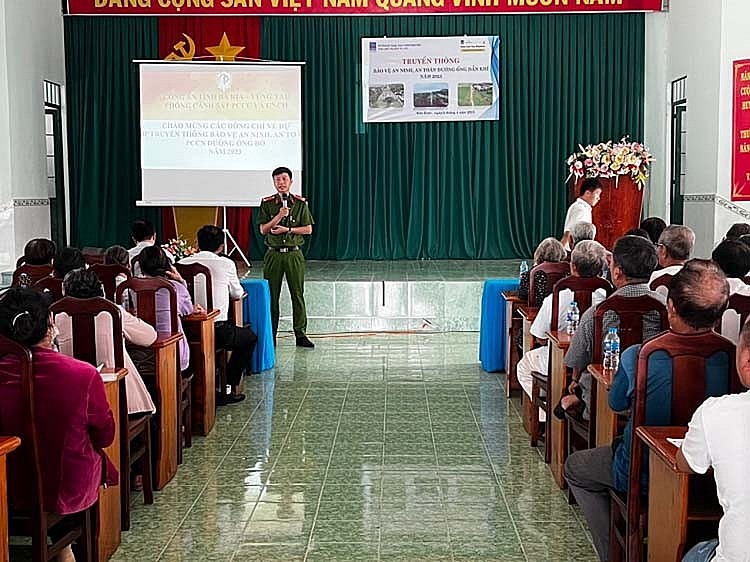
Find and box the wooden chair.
[0,335,98,562]
[50,296,154,532]
[566,295,669,461]
[610,330,739,562]
[528,261,570,308]
[90,264,131,301]
[718,292,750,344]
[529,276,614,460]
[33,277,63,302]
[648,273,673,294]
[116,277,193,465]
[11,264,53,288]
[174,263,214,310]
[82,247,105,266]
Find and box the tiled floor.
[112,333,598,562]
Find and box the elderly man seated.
[649,225,696,292]
[565,260,732,561]
[570,221,596,248]
[516,240,607,421]
[678,317,750,562]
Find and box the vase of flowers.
[162,237,198,262]
[566,137,654,188]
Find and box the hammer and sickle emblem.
[165,33,196,61]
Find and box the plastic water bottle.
[566,301,580,334]
[603,327,621,371]
[519,260,529,281]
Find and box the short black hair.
[196,225,224,253]
[131,219,156,243]
[63,268,104,299]
[0,287,51,346]
[624,228,650,239]
[668,259,729,330]
[639,217,667,244]
[725,223,750,240]
[138,245,170,278]
[612,235,658,281]
[272,167,293,180]
[104,245,130,268]
[53,246,85,279]
[23,238,57,266]
[712,240,750,279]
[579,178,602,197]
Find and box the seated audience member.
[649,225,695,288]
[565,260,731,562]
[0,288,116,562]
[678,319,750,562]
[53,246,86,280]
[516,241,608,420]
[57,269,156,415]
[19,238,56,266]
[105,244,131,270]
[624,228,650,239]
[712,240,750,295]
[570,221,596,247]
[639,216,667,245]
[137,245,201,372]
[180,225,257,403]
[561,178,602,251]
[724,222,750,241]
[558,235,663,417]
[518,237,567,302]
[128,219,173,266]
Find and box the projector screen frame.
[134,59,306,208]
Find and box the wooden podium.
[568,176,644,250]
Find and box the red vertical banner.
[157,17,262,252]
[732,59,750,201]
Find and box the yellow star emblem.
[206,33,245,62]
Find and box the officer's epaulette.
[262,194,277,203]
[291,194,308,203]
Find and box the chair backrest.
[593,294,668,363]
[720,293,750,343]
[551,276,614,324]
[33,276,63,302]
[0,335,44,516]
[51,296,124,369]
[626,331,739,555]
[82,247,106,266]
[12,264,53,288]
[174,262,214,310]
[116,276,178,334]
[529,261,570,308]
[90,263,132,301]
[648,273,673,293]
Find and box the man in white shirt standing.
[516,240,608,421]
[561,178,602,251]
[677,320,750,562]
[649,225,695,294]
[180,225,257,404]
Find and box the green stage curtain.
[261,14,645,259]
[65,17,161,249]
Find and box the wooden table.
[0,436,20,562]
[100,368,127,562]
[636,426,721,562]
[588,363,619,447]
[518,305,540,357]
[183,309,220,436]
[150,333,182,490]
[502,291,524,397]
[546,330,572,488]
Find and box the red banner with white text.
[732,59,750,202]
[68,0,664,16]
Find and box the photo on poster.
[413,83,449,108]
[458,83,493,107]
[369,84,405,108]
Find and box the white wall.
[0,0,65,268]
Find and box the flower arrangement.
[162,237,198,261]
[566,137,654,188]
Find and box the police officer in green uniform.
[258,166,315,348]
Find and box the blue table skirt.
[479,278,519,373]
[240,279,275,373]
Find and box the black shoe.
[226,393,246,404]
[296,336,315,348]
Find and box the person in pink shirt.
[0,287,116,560]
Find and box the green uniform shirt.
[257,193,315,249]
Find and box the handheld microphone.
[281,193,289,226]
